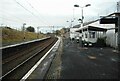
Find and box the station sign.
[100,16,118,32]
[100,17,118,24]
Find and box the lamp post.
[74,4,91,28]
[67,20,74,38]
[66,20,74,28]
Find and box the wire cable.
[25,0,51,25]
[14,0,49,25]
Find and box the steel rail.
[1,37,57,80]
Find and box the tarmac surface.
[60,38,119,79]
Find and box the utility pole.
[23,23,26,41]
[52,26,54,33]
[37,27,39,39]
[116,2,120,51]
[117,1,120,12]
[1,24,3,27]
[66,20,73,28]
[117,13,120,51]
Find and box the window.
[89,31,95,38]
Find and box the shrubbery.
[96,37,106,47]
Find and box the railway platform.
[59,37,119,79]
[2,36,118,80]
[26,36,119,80]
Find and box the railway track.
[1,37,58,80]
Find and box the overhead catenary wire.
[14,0,50,26]
[0,5,26,26]
[0,10,26,23]
[25,0,51,25]
[0,16,24,29]
[0,16,24,24]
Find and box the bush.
[96,37,106,47]
[26,26,35,32]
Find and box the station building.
[71,12,119,49]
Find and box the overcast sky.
[0,0,120,32]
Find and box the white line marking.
[20,37,60,81]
